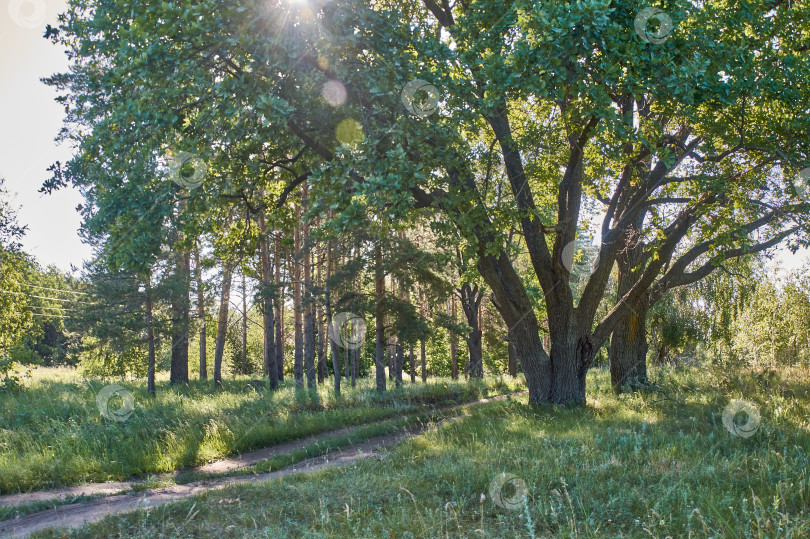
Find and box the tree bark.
[274,237,284,382]
[316,245,326,384]
[241,271,247,375]
[259,216,277,390]
[420,338,426,382]
[303,195,316,389]
[409,342,415,383]
[507,342,517,377]
[293,211,304,388]
[459,283,484,378]
[374,242,386,392]
[609,213,650,389]
[450,296,458,380]
[194,248,206,380]
[325,239,340,395]
[170,248,190,385]
[145,277,156,396]
[609,298,650,388]
[214,262,233,388]
[351,322,357,388]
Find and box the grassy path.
[0,393,521,537]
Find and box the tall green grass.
[0,367,523,494]
[45,365,810,538]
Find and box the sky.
[1,0,91,274]
[0,0,807,278]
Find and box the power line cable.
[21,283,90,295]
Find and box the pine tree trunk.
[374,242,386,392]
[420,338,426,382]
[303,197,316,389]
[194,248,206,380]
[293,212,304,388]
[395,342,403,387]
[241,271,247,375]
[325,238,340,395]
[450,296,458,380]
[274,237,284,382]
[259,216,277,390]
[409,342,415,383]
[214,263,233,388]
[316,246,326,384]
[351,324,357,388]
[145,278,156,396]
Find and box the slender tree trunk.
[259,216,277,389]
[214,262,233,388]
[145,278,156,396]
[303,193,316,389]
[409,342,415,383]
[395,342,403,387]
[351,321,357,388]
[352,268,360,387]
[450,295,459,379]
[374,242,386,392]
[508,342,517,377]
[194,248,207,380]
[293,212,304,388]
[170,247,190,385]
[460,284,484,378]
[325,238,340,395]
[274,237,284,382]
[317,246,326,384]
[420,338,426,382]
[344,330,350,381]
[241,271,247,375]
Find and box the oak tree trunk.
[609,300,650,389]
[170,248,190,385]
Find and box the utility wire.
[0,289,96,305]
[21,283,90,295]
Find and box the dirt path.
[0,392,522,538]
